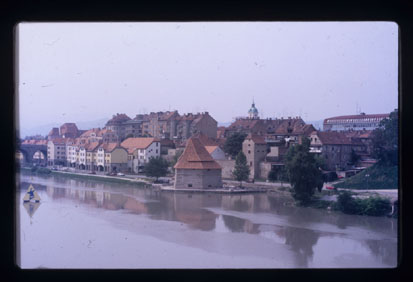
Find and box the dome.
[248,101,259,119]
[248,105,258,114]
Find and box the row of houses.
[47,137,161,173]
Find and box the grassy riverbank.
[333,164,398,189]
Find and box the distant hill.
[20,117,109,138]
[218,121,232,127]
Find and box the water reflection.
[283,227,320,268]
[23,202,41,220]
[19,173,398,267]
[222,215,260,234]
[365,239,398,266]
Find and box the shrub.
[363,197,392,216]
[336,190,392,216]
[336,191,363,215]
[37,167,51,174]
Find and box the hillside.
[333,164,398,189]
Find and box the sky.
[17,22,398,134]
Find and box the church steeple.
[248,99,259,119]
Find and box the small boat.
[23,184,41,203]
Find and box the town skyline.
[17,22,398,136]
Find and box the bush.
[37,167,51,174]
[336,191,392,216]
[363,197,392,216]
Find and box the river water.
[16,172,398,269]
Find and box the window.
[188,184,192,187]
[156,149,158,154]
[250,161,252,166]
[248,150,251,154]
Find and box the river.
[16,172,398,269]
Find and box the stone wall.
[174,169,222,189]
[216,159,235,179]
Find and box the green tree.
[224,132,247,158]
[232,151,250,187]
[372,109,398,166]
[285,137,324,204]
[144,157,169,181]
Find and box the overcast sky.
[17,22,398,132]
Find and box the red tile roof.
[22,139,48,145]
[204,145,219,154]
[174,137,222,170]
[315,131,353,145]
[194,132,218,146]
[60,123,78,134]
[120,137,158,154]
[48,127,60,136]
[80,128,101,138]
[49,138,69,145]
[245,133,266,144]
[85,141,100,152]
[98,142,119,152]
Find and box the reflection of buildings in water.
[220,194,272,213]
[46,186,54,197]
[102,193,127,210]
[104,192,111,201]
[172,193,218,231]
[221,195,253,212]
[95,191,104,206]
[221,215,260,234]
[78,190,86,201]
[175,209,217,231]
[283,227,320,268]
[123,197,148,214]
[45,186,66,199]
[365,239,397,266]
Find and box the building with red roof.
[60,123,79,138]
[120,137,160,173]
[308,131,368,171]
[174,137,222,189]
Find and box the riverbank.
[20,167,151,186]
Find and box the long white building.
[323,113,389,132]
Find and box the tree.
[372,109,398,166]
[232,151,250,187]
[144,157,169,181]
[267,165,288,185]
[224,132,247,158]
[285,137,324,204]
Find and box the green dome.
[248,103,258,114]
